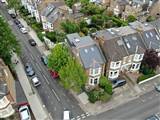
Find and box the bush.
[19,6,30,16]
[99,76,113,95]
[88,90,99,103]
[137,73,156,83]
[37,32,44,42]
[140,65,155,75]
[99,92,111,102]
[87,88,112,103]
[146,16,156,22]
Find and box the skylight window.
[126,43,131,48]
[145,33,149,38]
[84,49,88,53]
[91,47,94,51]
[132,36,137,40]
[150,32,153,37]
[156,35,160,40]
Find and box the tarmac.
[12,53,52,120]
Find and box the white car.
[31,77,41,87]
[19,105,31,120]
[20,27,28,34]
[63,110,71,120]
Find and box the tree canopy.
[59,57,87,92]
[7,0,21,11]
[48,44,70,72]
[127,15,137,23]
[0,15,20,65]
[141,49,160,70]
[61,20,80,34]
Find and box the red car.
[49,70,59,79]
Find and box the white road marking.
[77,118,81,120]
[76,116,80,119]
[71,118,75,120]
[42,74,49,85]
[81,114,85,117]
[51,89,60,101]
[82,116,86,119]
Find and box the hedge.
[137,73,156,83]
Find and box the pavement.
[12,54,50,120]
[0,3,85,120]
[85,90,160,120]
[1,3,160,120]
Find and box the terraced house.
[66,33,106,88]
[129,21,160,52]
[0,59,15,118]
[20,0,67,31]
[94,25,147,80]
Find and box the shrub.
[137,73,156,83]
[37,32,44,42]
[146,16,156,22]
[99,76,113,95]
[99,92,111,102]
[140,65,155,75]
[88,90,99,103]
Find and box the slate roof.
[41,3,60,23]
[129,21,160,50]
[66,33,106,69]
[95,29,129,61]
[116,26,146,54]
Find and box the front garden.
[137,49,160,83]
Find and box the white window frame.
[89,67,102,76]
[89,77,99,85]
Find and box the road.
[86,90,160,120]
[0,3,84,120]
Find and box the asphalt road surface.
[0,3,84,120]
[86,90,160,120]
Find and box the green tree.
[80,3,104,15]
[99,76,112,95]
[127,15,137,23]
[0,15,20,65]
[59,57,87,92]
[48,44,70,72]
[64,0,77,8]
[7,0,21,13]
[46,31,66,43]
[146,16,156,22]
[61,20,80,34]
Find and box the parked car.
[13,19,21,25]
[31,77,41,87]
[25,63,35,77]
[112,79,126,89]
[41,55,48,65]
[19,105,31,120]
[28,39,36,46]
[17,24,24,29]
[20,27,28,34]
[145,114,160,120]
[49,70,59,79]
[10,14,16,19]
[63,110,71,120]
[155,83,160,92]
